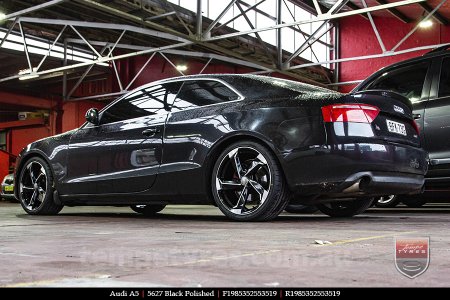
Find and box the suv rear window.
[439,58,450,98]
[364,62,429,103]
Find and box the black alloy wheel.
[18,157,63,215]
[212,141,290,221]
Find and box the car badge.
[394,105,404,114]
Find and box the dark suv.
[355,45,450,206]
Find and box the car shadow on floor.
[12,204,450,223]
[13,211,375,224]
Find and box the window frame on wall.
[167,0,331,65]
[0,130,7,151]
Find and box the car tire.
[317,197,374,218]
[211,141,290,221]
[285,204,318,214]
[402,197,427,208]
[131,204,166,216]
[18,157,63,215]
[374,195,400,208]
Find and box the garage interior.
[1,0,450,287]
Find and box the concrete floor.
[0,201,449,287]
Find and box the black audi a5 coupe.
[14,75,427,221]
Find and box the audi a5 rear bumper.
[283,141,427,198]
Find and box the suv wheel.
[317,197,374,218]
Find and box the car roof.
[392,44,450,66]
[368,45,450,77]
[147,74,336,94]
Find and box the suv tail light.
[322,104,380,123]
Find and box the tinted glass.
[366,62,428,103]
[439,58,450,98]
[100,82,182,124]
[171,80,240,112]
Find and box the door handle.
[142,128,160,137]
[413,114,421,120]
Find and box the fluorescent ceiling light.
[96,61,109,67]
[18,68,37,75]
[18,67,39,80]
[19,73,39,80]
[176,65,187,72]
[419,20,433,28]
[0,13,5,21]
[0,30,109,69]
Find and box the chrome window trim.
[82,77,245,128]
[159,77,245,101]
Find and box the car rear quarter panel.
[155,98,328,200]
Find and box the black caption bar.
[0,288,444,298]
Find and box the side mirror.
[85,108,99,125]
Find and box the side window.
[171,80,240,112]
[366,62,429,103]
[100,82,182,125]
[438,58,450,98]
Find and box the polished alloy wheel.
[215,147,271,215]
[20,161,47,211]
[374,194,400,208]
[377,195,396,205]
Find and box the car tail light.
[321,104,380,123]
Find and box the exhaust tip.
[343,176,372,194]
[343,179,361,193]
[359,176,372,191]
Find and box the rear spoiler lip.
[349,89,413,111]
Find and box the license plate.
[386,119,407,136]
[4,185,14,192]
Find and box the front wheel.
[317,197,374,218]
[18,157,63,215]
[131,204,166,216]
[211,141,290,221]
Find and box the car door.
[423,56,450,178]
[66,82,182,194]
[161,79,243,196]
[362,60,433,139]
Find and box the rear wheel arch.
[210,140,290,221]
[204,133,288,204]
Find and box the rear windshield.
[222,75,341,100]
